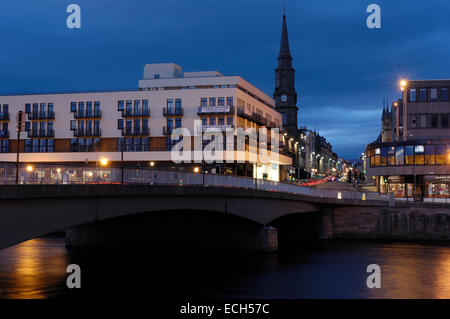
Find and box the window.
[71,102,76,112]
[210,117,216,125]
[175,118,182,128]
[94,101,100,113]
[167,99,174,111]
[441,88,449,101]
[226,97,233,107]
[118,100,124,111]
[414,145,424,165]
[442,114,449,128]
[117,119,124,130]
[25,103,31,113]
[430,88,438,101]
[431,114,438,128]
[410,115,417,128]
[409,89,417,102]
[218,97,225,106]
[425,145,435,165]
[25,121,30,131]
[134,100,140,116]
[126,100,132,114]
[420,114,427,128]
[227,117,233,126]
[78,102,84,115]
[218,117,224,125]
[201,98,207,107]
[154,74,160,79]
[70,120,76,130]
[387,146,395,165]
[435,145,447,164]
[86,102,92,116]
[25,139,32,153]
[375,148,380,155]
[209,97,216,107]
[202,118,207,126]
[419,88,427,102]
[142,100,149,115]
[405,145,414,165]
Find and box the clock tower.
[274,13,298,135]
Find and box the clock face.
[280,95,288,103]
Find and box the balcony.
[0,112,10,121]
[201,124,233,132]
[122,109,150,118]
[122,127,150,136]
[28,111,55,120]
[73,128,101,137]
[252,113,266,126]
[0,130,8,138]
[74,110,102,119]
[197,105,233,115]
[163,107,183,116]
[27,129,55,138]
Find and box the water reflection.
[0,237,450,299]
[0,237,69,299]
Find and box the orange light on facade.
[26,165,33,172]
[150,161,155,167]
[193,167,200,173]
[99,158,108,166]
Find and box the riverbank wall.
[331,204,450,240]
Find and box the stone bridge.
[0,184,449,251]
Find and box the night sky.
[1,0,449,158]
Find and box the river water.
[1,235,450,299]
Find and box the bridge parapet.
[0,163,389,204]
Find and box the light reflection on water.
[0,237,69,299]
[1,236,450,299]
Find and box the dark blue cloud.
[1,0,449,158]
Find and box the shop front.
[424,175,450,203]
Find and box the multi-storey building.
[0,63,292,182]
[366,79,450,202]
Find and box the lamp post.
[15,110,24,184]
[400,79,408,141]
[121,139,124,185]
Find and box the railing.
[73,128,101,137]
[201,124,233,132]
[0,162,390,202]
[74,110,102,119]
[0,112,10,121]
[27,111,55,120]
[197,105,233,115]
[27,129,55,138]
[122,127,150,136]
[122,109,150,117]
[163,107,183,116]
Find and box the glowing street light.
[26,165,33,172]
[400,79,407,91]
[150,161,155,167]
[193,167,200,173]
[99,158,108,166]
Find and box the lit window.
[409,89,417,102]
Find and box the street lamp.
[399,79,408,141]
[100,158,108,166]
[26,165,33,172]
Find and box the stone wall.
[333,205,450,240]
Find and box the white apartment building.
[0,63,292,181]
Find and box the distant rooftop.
[142,63,223,80]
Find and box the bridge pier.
[65,211,278,252]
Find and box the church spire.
[279,14,291,59]
[274,12,298,135]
